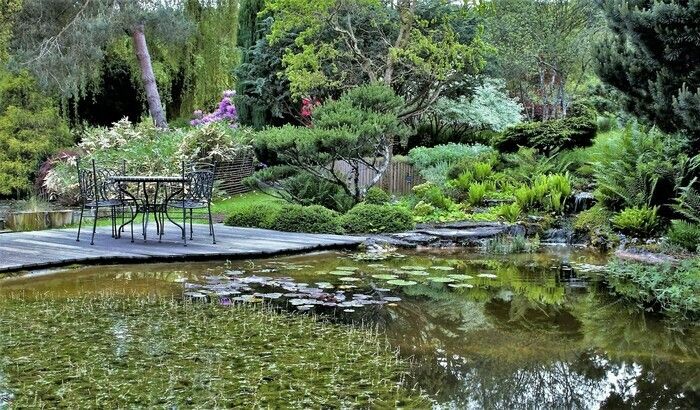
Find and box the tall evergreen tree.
[235,0,268,128]
[596,0,700,144]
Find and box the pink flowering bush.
[191,90,238,127]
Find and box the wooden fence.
[333,159,423,195]
[215,153,256,196]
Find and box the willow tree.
[10,0,191,128]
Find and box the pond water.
[1,248,698,408]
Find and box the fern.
[675,182,700,224]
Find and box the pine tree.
[596,0,700,146]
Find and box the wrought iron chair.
[76,159,130,245]
[166,162,217,244]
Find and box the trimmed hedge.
[224,203,281,229]
[342,204,414,234]
[271,204,343,234]
[493,103,596,154]
[363,187,391,205]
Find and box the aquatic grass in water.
[0,295,428,408]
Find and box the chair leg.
[76,205,85,242]
[90,206,98,245]
[208,204,216,245]
[130,205,135,243]
[189,209,193,240]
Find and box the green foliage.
[574,205,611,233]
[177,123,254,164]
[249,84,410,204]
[264,0,487,110]
[513,173,572,213]
[611,205,659,238]
[493,103,597,154]
[482,234,540,254]
[429,78,523,137]
[408,143,495,186]
[364,187,391,205]
[592,125,692,212]
[674,184,700,224]
[596,0,700,148]
[0,69,71,196]
[224,203,281,230]
[494,202,521,223]
[666,220,700,253]
[272,204,343,234]
[341,203,414,234]
[605,258,700,320]
[468,183,488,206]
[412,183,453,210]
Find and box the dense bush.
[412,183,453,210]
[342,204,414,234]
[513,173,572,213]
[611,205,659,238]
[224,203,281,229]
[573,205,617,250]
[605,258,700,320]
[363,187,391,205]
[0,69,71,196]
[592,126,692,213]
[278,172,355,212]
[272,204,343,234]
[43,119,253,204]
[408,143,495,186]
[493,103,597,154]
[666,220,700,252]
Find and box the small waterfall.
[572,192,596,213]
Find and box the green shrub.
[272,204,343,234]
[468,183,487,206]
[342,203,414,234]
[413,201,436,217]
[363,187,391,205]
[282,172,355,212]
[592,126,687,212]
[224,203,281,229]
[605,258,700,319]
[493,103,596,154]
[611,205,659,237]
[0,69,71,196]
[574,205,611,233]
[495,202,521,223]
[666,220,700,252]
[408,143,495,185]
[412,182,453,210]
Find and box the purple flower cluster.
[190,90,238,127]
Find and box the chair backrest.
[182,162,216,202]
[76,158,123,202]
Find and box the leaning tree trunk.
[131,24,168,128]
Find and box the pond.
[0,248,698,408]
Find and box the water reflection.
[0,249,697,408]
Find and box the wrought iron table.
[110,175,188,244]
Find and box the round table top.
[110,175,187,183]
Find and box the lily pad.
[448,283,474,289]
[372,274,398,280]
[477,273,498,279]
[339,277,361,282]
[335,266,359,271]
[406,270,430,276]
[428,277,455,283]
[448,274,473,281]
[387,279,418,286]
[430,266,455,271]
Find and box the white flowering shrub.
[433,79,524,133]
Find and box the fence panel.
[216,153,256,196]
[333,159,422,196]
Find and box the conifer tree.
[235,0,268,128]
[596,0,700,145]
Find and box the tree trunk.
[131,24,168,128]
